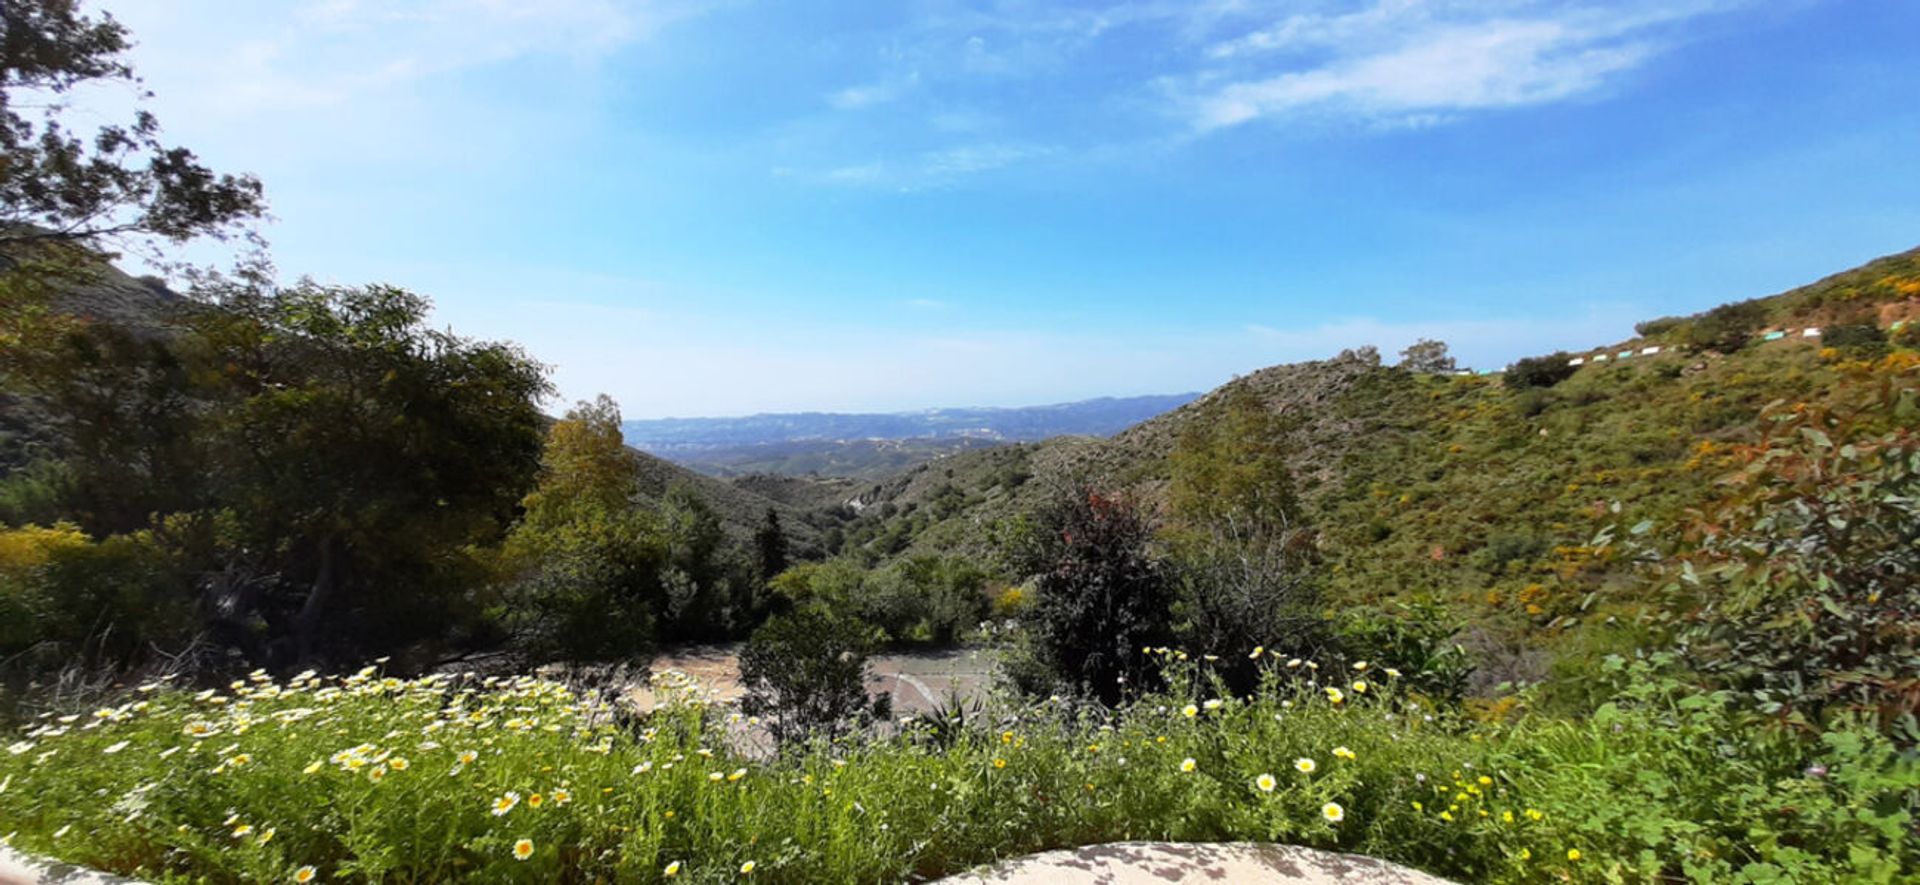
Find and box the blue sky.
[104,0,1920,417]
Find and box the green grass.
[3,656,1914,883]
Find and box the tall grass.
[1,655,1913,883]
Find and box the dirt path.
[626,643,999,715]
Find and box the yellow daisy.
[1180,757,1197,773]
[1294,757,1316,773]
[1325,687,1345,704]
[665,860,681,876]
[513,839,534,861]
[1332,746,1356,760]
[1566,849,1581,862]
[741,860,757,875]
[1255,773,1277,793]
[1182,704,1199,718]
[1322,802,1345,823]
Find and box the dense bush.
[1664,386,1920,732]
[740,608,890,746]
[1165,385,1326,693]
[1822,322,1890,359]
[1676,299,1771,353]
[1503,352,1578,389]
[0,523,191,696]
[1001,486,1173,704]
[768,555,989,647]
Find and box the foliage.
[1165,384,1325,692]
[1398,339,1456,374]
[753,508,789,587]
[739,608,889,746]
[1663,379,1920,733]
[2,277,553,673]
[1503,352,1578,390]
[768,555,988,647]
[1,0,263,251]
[1823,323,1890,359]
[2,658,1914,883]
[0,522,188,690]
[1002,486,1172,704]
[1671,299,1770,353]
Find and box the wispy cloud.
[827,72,920,110]
[781,142,1058,190]
[1186,1,1743,130]
[143,0,720,112]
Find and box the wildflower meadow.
[2,653,1914,883]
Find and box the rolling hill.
[621,394,1198,478]
[815,245,1920,683]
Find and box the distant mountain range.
[622,394,1200,478]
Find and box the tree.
[1004,485,1171,705]
[497,396,663,662]
[2,0,264,251]
[1504,352,1578,390]
[1398,338,1456,374]
[753,508,789,587]
[1165,385,1325,692]
[739,608,889,747]
[193,281,551,663]
[515,395,637,537]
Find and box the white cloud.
[827,72,920,110]
[1188,1,1743,130]
[782,143,1057,190]
[121,0,716,113]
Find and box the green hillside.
[821,245,1920,677]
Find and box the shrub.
[1002,486,1172,704]
[1664,386,1920,731]
[1821,322,1889,359]
[739,608,889,745]
[1677,299,1769,353]
[1503,353,1577,390]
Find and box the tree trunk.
[293,535,340,665]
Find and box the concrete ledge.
[937,841,1455,884]
[0,846,146,885]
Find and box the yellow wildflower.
[1255,773,1277,793]
[513,839,534,861]
[293,866,317,883]
[664,860,682,877]
[1322,802,1344,823]
[1180,757,1197,773]
[741,860,757,875]
[1295,757,1316,774]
